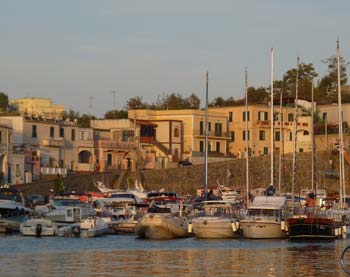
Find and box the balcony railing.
[193,129,230,138]
[41,138,64,147]
[140,136,155,144]
[95,140,136,151]
[256,120,309,128]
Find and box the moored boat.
[20,218,57,237]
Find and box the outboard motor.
[36,224,43,237]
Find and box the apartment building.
[1,116,94,180]
[210,104,313,157]
[10,97,65,119]
[129,109,229,160]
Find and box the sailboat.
[286,47,342,239]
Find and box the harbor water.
[0,235,348,276]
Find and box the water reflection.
[0,236,348,276]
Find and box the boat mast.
[270,48,275,190]
[278,78,284,195]
[337,40,345,208]
[292,57,300,208]
[245,67,249,206]
[311,79,317,202]
[204,70,209,201]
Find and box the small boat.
[135,197,189,239]
[58,217,109,238]
[20,218,57,237]
[190,200,240,239]
[240,196,288,239]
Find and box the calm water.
[0,235,348,277]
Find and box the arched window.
[79,151,92,164]
[303,130,310,136]
[174,127,179,138]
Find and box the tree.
[61,109,80,121]
[247,87,269,103]
[318,55,349,96]
[104,110,128,119]
[78,114,96,128]
[126,96,148,110]
[0,92,9,111]
[184,93,200,109]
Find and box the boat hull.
[240,221,286,239]
[286,217,336,239]
[20,219,57,236]
[192,217,239,239]
[135,214,188,239]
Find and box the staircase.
[152,140,171,155]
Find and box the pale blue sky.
[0,1,349,116]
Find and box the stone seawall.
[139,151,347,194]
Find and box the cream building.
[10,97,65,119]
[1,116,94,180]
[210,104,313,157]
[129,109,230,161]
[318,103,350,125]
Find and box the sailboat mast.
[311,79,316,201]
[292,57,300,207]
[278,79,283,195]
[270,48,274,189]
[337,40,345,208]
[245,68,249,206]
[204,71,209,200]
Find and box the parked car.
[178,160,193,167]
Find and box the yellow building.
[129,109,230,160]
[10,97,65,119]
[210,104,313,157]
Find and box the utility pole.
[112,90,116,111]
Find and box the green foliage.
[0,92,9,111]
[54,175,65,194]
[104,110,128,119]
[78,114,96,127]
[126,96,148,110]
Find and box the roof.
[249,196,286,210]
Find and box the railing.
[95,140,136,151]
[193,129,229,138]
[41,138,64,147]
[40,167,67,175]
[140,136,155,144]
[256,120,309,128]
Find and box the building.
[10,97,65,119]
[1,115,94,181]
[318,103,350,126]
[128,109,229,162]
[91,119,160,171]
[210,104,313,157]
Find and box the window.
[71,129,76,141]
[208,122,212,132]
[264,112,268,121]
[263,147,268,155]
[258,111,268,121]
[216,142,220,153]
[0,131,2,144]
[16,164,20,177]
[243,111,250,122]
[50,127,54,138]
[59,127,64,138]
[32,125,37,138]
[122,130,134,142]
[200,121,204,135]
[288,113,294,122]
[303,130,309,136]
[199,141,204,152]
[289,132,292,141]
[229,112,233,122]
[275,131,280,141]
[230,131,235,142]
[215,123,222,136]
[107,153,112,166]
[243,130,250,141]
[259,130,265,141]
[322,112,327,121]
[208,141,211,152]
[174,127,179,138]
[299,148,304,153]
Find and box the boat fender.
[203,220,208,225]
[188,223,193,233]
[231,222,237,232]
[335,228,339,236]
[281,221,285,231]
[72,226,81,237]
[342,226,347,239]
[36,224,42,237]
[235,221,240,230]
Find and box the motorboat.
[190,200,240,239]
[240,196,288,239]
[135,197,189,239]
[0,186,31,233]
[57,217,109,238]
[20,218,57,237]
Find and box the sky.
[0,0,350,116]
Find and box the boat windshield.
[0,191,21,202]
[53,200,84,207]
[248,209,280,217]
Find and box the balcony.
[193,129,230,139]
[256,120,309,128]
[95,140,136,151]
[140,136,155,144]
[41,138,64,147]
[78,140,94,148]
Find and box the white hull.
[135,214,188,239]
[192,217,239,239]
[58,218,109,238]
[240,220,286,239]
[20,219,57,237]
